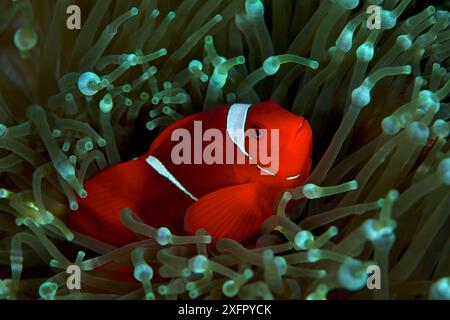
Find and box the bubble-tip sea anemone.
[0,0,449,300]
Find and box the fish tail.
[66,159,150,246]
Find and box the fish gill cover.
[0,0,449,300]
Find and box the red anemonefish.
[67,101,313,247]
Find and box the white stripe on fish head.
[226,103,253,160]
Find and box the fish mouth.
[297,117,305,133]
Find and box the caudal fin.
[67,157,195,247]
[66,159,151,246]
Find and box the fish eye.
[249,125,266,140]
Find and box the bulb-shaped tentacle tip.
[293,230,314,250]
[78,72,103,97]
[38,282,58,300]
[155,227,172,246]
[429,278,450,300]
[337,260,368,291]
[245,0,264,18]
[14,26,38,58]
[362,218,397,242]
[438,158,450,185]
[306,284,329,300]
[133,263,154,282]
[189,255,210,274]
[302,180,358,200]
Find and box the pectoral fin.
[184,183,269,242]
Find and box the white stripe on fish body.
[145,155,198,201]
[227,103,253,159]
[257,164,276,176]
